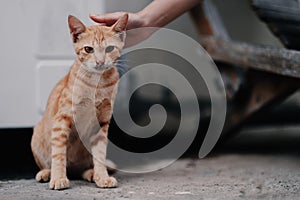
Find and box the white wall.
[0,0,105,128]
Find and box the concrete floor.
[1,126,300,200]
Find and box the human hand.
[90,12,146,30]
[90,12,156,48]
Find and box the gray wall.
[106,0,282,46]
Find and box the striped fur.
[31,14,128,190]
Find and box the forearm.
[138,0,202,27]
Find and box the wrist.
[137,10,151,27]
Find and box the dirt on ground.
[1,127,300,200]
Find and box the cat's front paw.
[49,177,70,190]
[94,177,117,188]
[36,169,51,182]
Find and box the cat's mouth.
[94,64,110,71]
[95,64,104,70]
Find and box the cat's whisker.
[117,63,130,68]
[117,58,129,62]
[116,61,131,67]
[116,60,129,64]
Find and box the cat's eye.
[105,46,115,53]
[84,46,94,54]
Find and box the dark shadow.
[1,100,300,179]
[0,128,38,180]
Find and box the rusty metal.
[222,72,299,135]
[188,1,300,137]
[190,1,244,101]
[200,36,300,79]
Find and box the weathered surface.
[190,1,244,101]
[200,36,300,79]
[222,71,299,135]
[1,126,300,200]
[1,156,299,200]
[251,0,300,50]
[189,1,300,138]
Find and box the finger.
[89,12,125,26]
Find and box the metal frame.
[189,1,300,136]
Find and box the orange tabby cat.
[31,14,128,190]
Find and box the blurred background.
[0,0,295,128]
[0,0,300,178]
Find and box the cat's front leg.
[49,114,72,190]
[91,122,117,188]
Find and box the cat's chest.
[73,85,114,104]
[74,96,111,109]
[71,96,112,128]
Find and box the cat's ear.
[112,13,128,33]
[68,15,86,43]
[112,13,128,42]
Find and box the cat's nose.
[96,60,105,66]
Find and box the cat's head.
[68,14,128,72]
